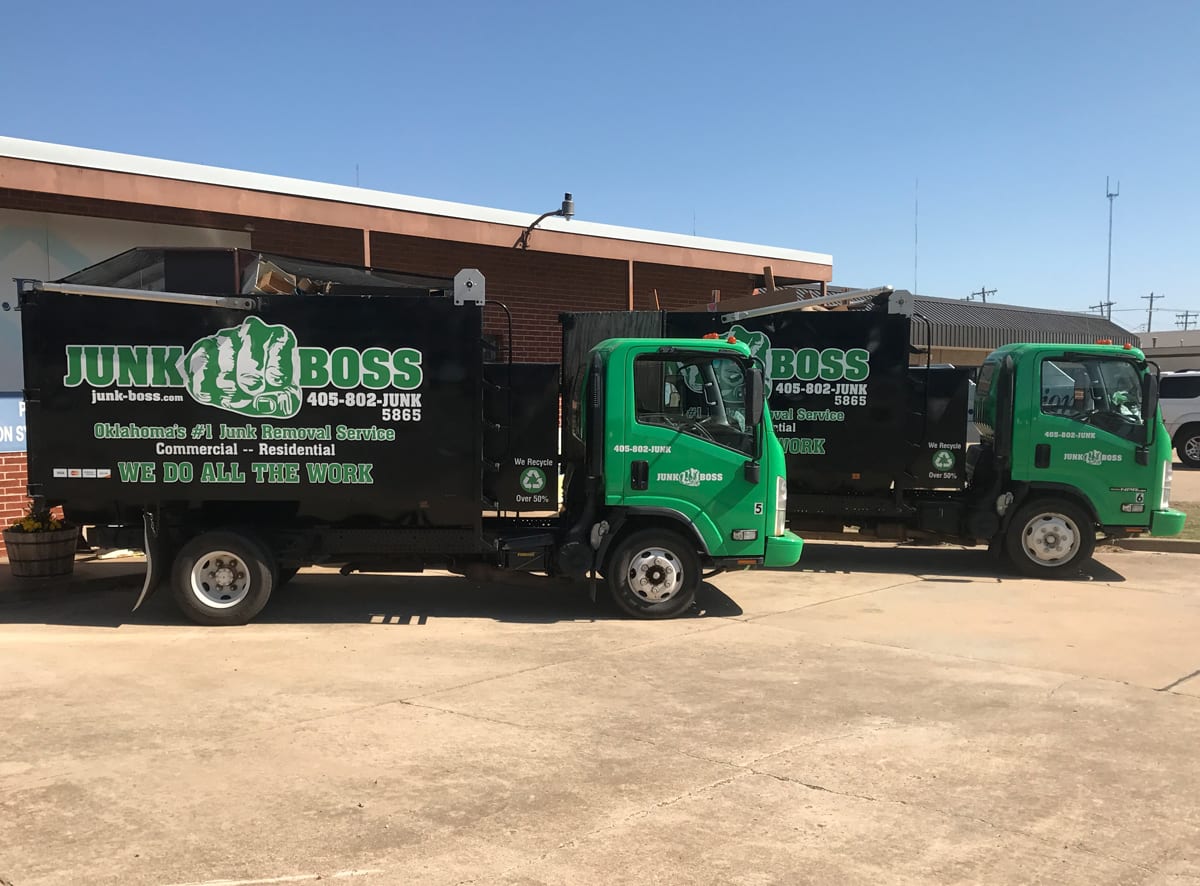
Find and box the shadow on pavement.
[792,542,1127,583]
[0,559,744,628]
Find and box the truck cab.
[973,342,1185,574]
[562,336,802,617]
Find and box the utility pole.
[1142,291,1163,332]
[968,286,997,303]
[1106,177,1119,312]
[1091,300,1115,321]
[1178,310,1199,332]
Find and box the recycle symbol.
[519,467,547,493]
[932,450,955,471]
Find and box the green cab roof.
[595,337,754,358]
[986,341,1147,362]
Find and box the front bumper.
[764,530,804,567]
[1150,508,1187,537]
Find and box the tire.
[171,530,277,625]
[1176,424,1200,468]
[605,529,700,619]
[1004,498,1096,578]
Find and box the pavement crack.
[733,579,924,622]
[753,770,888,805]
[1047,676,1086,699]
[749,768,1165,875]
[240,620,742,739]
[451,769,753,886]
[1157,667,1200,693]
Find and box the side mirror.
[747,367,765,428]
[1142,365,1159,446]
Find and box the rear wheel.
[171,531,277,625]
[606,529,700,619]
[1004,498,1095,577]
[1176,424,1200,468]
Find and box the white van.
[1160,370,1200,467]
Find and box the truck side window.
[634,355,754,456]
[975,362,996,399]
[1041,358,1145,442]
[568,372,584,443]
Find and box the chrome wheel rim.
[1021,513,1081,566]
[190,550,251,609]
[627,547,684,603]
[1185,435,1200,462]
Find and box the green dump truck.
[564,295,1185,577]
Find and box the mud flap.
[132,511,166,611]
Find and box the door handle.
[1035,443,1050,469]
[630,460,649,490]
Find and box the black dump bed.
[562,304,969,496]
[21,248,489,530]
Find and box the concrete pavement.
[1,545,1198,885]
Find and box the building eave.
[0,137,832,280]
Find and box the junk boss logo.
[63,317,423,419]
[726,325,870,383]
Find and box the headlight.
[1162,461,1172,510]
[774,475,787,536]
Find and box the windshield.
[1041,357,1145,442]
[634,354,754,455]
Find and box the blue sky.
[3,0,1197,329]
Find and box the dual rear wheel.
[171,531,278,626]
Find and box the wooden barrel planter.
[2,527,79,578]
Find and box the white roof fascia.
[0,136,832,267]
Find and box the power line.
[1178,310,1199,331]
[1090,300,1114,321]
[966,286,997,303]
[1142,291,1164,332]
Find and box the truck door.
[614,349,768,557]
[1022,354,1154,525]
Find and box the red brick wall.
[633,261,756,311]
[0,188,249,232]
[0,453,29,557]
[371,232,630,362]
[251,221,365,265]
[369,233,757,363]
[1,188,760,364]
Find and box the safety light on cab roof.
[702,332,720,340]
[1095,338,1113,345]
[1123,342,1133,349]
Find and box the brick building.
[0,137,832,548]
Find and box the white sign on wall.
[0,209,251,391]
[0,393,24,452]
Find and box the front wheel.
[1004,498,1096,577]
[1176,424,1200,468]
[171,530,277,625]
[606,530,700,619]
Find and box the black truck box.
[21,274,560,530]
[562,306,969,496]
